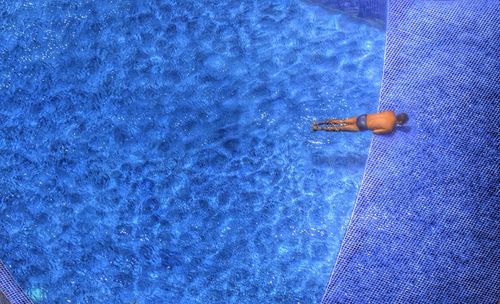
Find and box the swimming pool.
[0,0,384,302]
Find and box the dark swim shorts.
[356,114,369,131]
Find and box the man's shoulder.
[370,110,395,119]
[380,111,397,121]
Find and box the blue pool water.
[0,1,384,303]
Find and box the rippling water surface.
[0,0,384,302]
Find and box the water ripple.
[0,0,384,303]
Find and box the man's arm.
[373,129,391,134]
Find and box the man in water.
[312,111,409,134]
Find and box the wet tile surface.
[322,0,500,303]
[0,261,32,304]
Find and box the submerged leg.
[314,118,346,125]
[312,124,359,132]
[314,116,357,126]
[312,125,343,131]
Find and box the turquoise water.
[0,0,384,302]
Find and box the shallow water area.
[0,0,384,303]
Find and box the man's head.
[396,113,409,125]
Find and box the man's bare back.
[312,111,409,134]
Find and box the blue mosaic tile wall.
[0,261,32,304]
[1,291,10,304]
[322,0,500,303]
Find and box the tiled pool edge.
[322,0,500,303]
[0,261,32,304]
